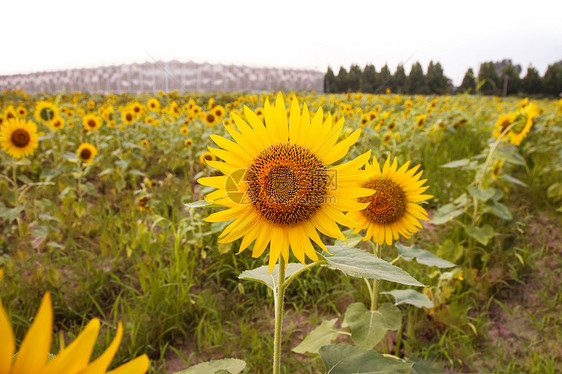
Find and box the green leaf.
[431,204,464,225]
[343,303,401,349]
[467,185,496,202]
[440,159,470,168]
[239,263,306,291]
[500,174,527,187]
[99,168,114,177]
[382,289,434,308]
[483,202,512,220]
[464,224,495,245]
[335,229,363,248]
[395,243,455,268]
[319,344,414,374]
[0,203,24,223]
[292,318,343,354]
[174,358,246,374]
[322,246,425,287]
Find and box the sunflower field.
[1,89,561,373]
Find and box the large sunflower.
[346,156,432,246]
[0,292,149,374]
[0,117,39,159]
[198,93,374,272]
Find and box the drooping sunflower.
[82,113,103,132]
[34,101,59,123]
[77,143,97,163]
[0,292,149,374]
[198,93,374,272]
[0,117,39,159]
[346,156,432,246]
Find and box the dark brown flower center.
[11,129,30,148]
[126,114,133,122]
[80,148,92,160]
[206,114,215,123]
[87,119,96,128]
[246,143,327,226]
[360,179,406,224]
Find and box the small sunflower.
[212,105,226,118]
[185,139,193,146]
[121,110,135,125]
[202,112,218,127]
[34,101,59,123]
[0,117,39,159]
[147,98,160,111]
[141,140,149,147]
[77,143,97,163]
[347,156,432,246]
[180,126,189,135]
[415,114,426,130]
[0,292,149,374]
[382,131,393,145]
[82,113,103,132]
[199,151,216,164]
[198,93,374,272]
[48,115,65,131]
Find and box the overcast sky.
[3,0,561,86]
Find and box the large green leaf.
[319,344,414,374]
[292,318,343,354]
[431,204,464,225]
[334,229,363,248]
[174,358,246,374]
[483,202,512,220]
[343,303,401,349]
[464,224,495,245]
[322,246,424,287]
[239,263,306,291]
[395,243,455,268]
[467,185,496,202]
[382,289,434,309]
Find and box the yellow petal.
[106,354,149,374]
[12,292,53,374]
[0,298,15,374]
[42,318,100,374]
[81,322,123,374]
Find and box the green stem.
[273,258,286,374]
[370,242,381,311]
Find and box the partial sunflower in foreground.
[198,93,375,272]
[347,156,432,246]
[77,143,97,163]
[0,117,39,159]
[0,292,149,374]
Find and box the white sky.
[3,0,562,86]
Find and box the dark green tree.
[324,66,338,93]
[426,61,450,94]
[393,65,407,94]
[336,67,349,92]
[478,61,500,95]
[521,66,542,95]
[501,63,522,95]
[347,64,362,92]
[459,68,477,93]
[361,64,378,93]
[378,64,392,93]
[407,62,427,94]
[542,62,562,97]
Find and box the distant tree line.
[324,59,562,97]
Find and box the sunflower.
[34,101,59,123]
[382,131,393,145]
[509,102,539,146]
[180,126,189,135]
[77,143,97,163]
[212,105,226,118]
[0,117,39,159]
[141,140,149,147]
[346,156,432,246]
[198,93,374,272]
[0,292,149,374]
[17,106,27,117]
[199,151,216,164]
[147,98,160,111]
[415,114,426,130]
[48,115,65,131]
[82,113,103,132]
[121,110,135,125]
[493,113,516,139]
[202,112,218,127]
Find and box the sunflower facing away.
[0,118,39,159]
[0,292,149,374]
[198,93,374,272]
[77,143,97,163]
[34,101,59,123]
[347,156,432,246]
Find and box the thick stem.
[370,242,381,311]
[272,258,286,374]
